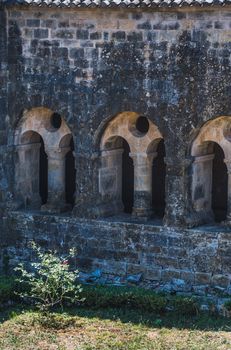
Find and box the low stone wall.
[1,211,230,296]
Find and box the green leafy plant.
[81,285,201,316]
[2,250,10,275]
[0,275,17,304]
[82,285,167,313]
[14,242,82,312]
[224,299,231,311]
[169,296,199,315]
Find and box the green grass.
[0,306,230,350]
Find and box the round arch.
[14,107,75,212]
[191,116,231,224]
[98,111,165,219]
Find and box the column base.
[132,191,153,220]
[41,202,71,214]
[132,207,153,220]
[9,195,41,211]
[221,217,231,227]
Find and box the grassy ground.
[0,307,230,350]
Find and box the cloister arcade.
[14,107,76,212]
[191,116,231,224]
[13,109,231,227]
[99,111,166,219]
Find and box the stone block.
[34,28,48,39]
[127,31,143,41]
[144,268,161,281]
[90,32,102,40]
[211,274,230,288]
[69,48,84,59]
[55,30,73,39]
[27,19,40,27]
[195,272,211,285]
[76,29,89,40]
[161,269,181,281]
[112,31,126,40]
[137,22,151,30]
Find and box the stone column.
[15,143,41,209]
[224,158,231,224]
[73,150,99,218]
[192,154,215,213]
[41,146,70,213]
[186,154,215,226]
[98,148,124,216]
[130,152,156,219]
[164,157,192,227]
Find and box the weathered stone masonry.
[0,1,231,294]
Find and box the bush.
[169,296,199,315]
[0,275,17,304]
[82,285,167,313]
[224,300,231,311]
[14,242,83,312]
[81,285,201,316]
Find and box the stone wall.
[2,6,231,226]
[1,211,231,295]
[0,5,231,293]
[0,6,9,208]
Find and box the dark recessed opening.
[152,139,166,218]
[212,142,227,222]
[50,113,62,130]
[39,136,48,205]
[122,139,134,214]
[65,138,76,208]
[136,116,149,134]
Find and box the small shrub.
[0,275,17,304]
[169,296,199,315]
[81,286,201,316]
[14,242,82,312]
[82,285,167,313]
[224,300,231,311]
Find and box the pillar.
[41,146,70,213]
[192,154,215,214]
[98,148,124,216]
[164,157,192,227]
[224,158,231,224]
[15,142,41,209]
[130,152,156,219]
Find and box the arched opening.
[191,117,231,226]
[16,130,47,209]
[211,142,228,222]
[15,107,74,213]
[39,136,48,205]
[65,137,76,208]
[99,112,164,219]
[122,139,134,214]
[152,139,166,218]
[100,136,134,216]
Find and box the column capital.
[16,142,41,152]
[224,159,231,174]
[101,148,124,158]
[45,146,70,160]
[75,151,99,160]
[193,154,215,164]
[129,152,157,165]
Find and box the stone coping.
[7,209,231,233]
